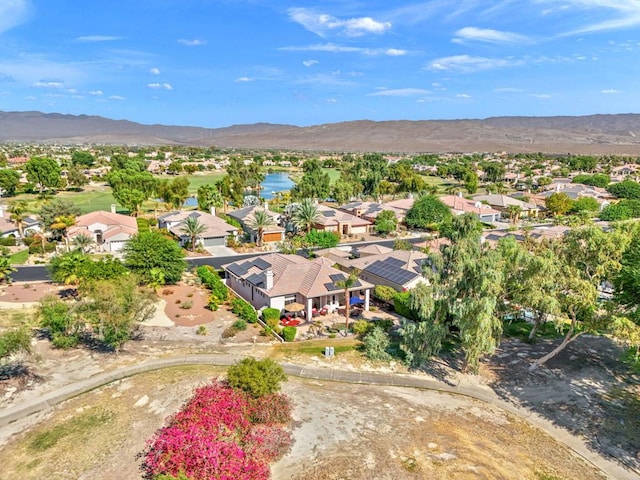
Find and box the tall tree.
[0,169,20,196]
[50,215,76,252]
[180,216,207,252]
[123,231,187,285]
[293,198,320,234]
[335,270,360,334]
[248,209,274,247]
[25,156,62,195]
[197,184,224,212]
[9,200,28,238]
[404,195,452,230]
[157,177,190,209]
[291,159,330,200]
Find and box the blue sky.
[0,0,639,127]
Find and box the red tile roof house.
[222,253,373,323]
[68,209,138,253]
[314,205,372,237]
[158,209,239,248]
[440,194,501,223]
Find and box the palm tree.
[72,233,94,254]
[248,209,274,247]
[9,200,28,239]
[293,198,320,234]
[180,216,207,252]
[50,215,76,252]
[335,269,360,335]
[506,205,522,224]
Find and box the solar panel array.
[366,257,421,286]
[253,258,271,270]
[227,262,250,277]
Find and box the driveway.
[204,245,238,256]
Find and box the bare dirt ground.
[0,367,607,480]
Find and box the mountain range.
[2,110,640,155]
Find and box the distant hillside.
[2,110,640,155]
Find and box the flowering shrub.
[143,379,292,480]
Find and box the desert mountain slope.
[1,110,640,154]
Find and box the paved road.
[0,354,636,480]
[12,236,425,281]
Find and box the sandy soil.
[0,368,606,480]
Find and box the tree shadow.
[487,335,640,474]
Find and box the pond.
[260,172,295,199]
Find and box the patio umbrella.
[350,296,364,306]
[285,302,305,312]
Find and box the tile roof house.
[314,205,372,237]
[158,209,238,248]
[68,209,138,252]
[222,253,373,323]
[335,249,429,292]
[440,194,501,223]
[472,194,541,218]
[227,205,285,244]
[0,205,41,238]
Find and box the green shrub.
[262,307,280,323]
[136,217,150,233]
[0,237,16,247]
[226,357,287,397]
[393,291,416,320]
[265,316,282,335]
[352,319,373,337]
[363,326,392,361]
[180,300,193,310]
[197,266,228,307]
[231,297,258,323]
[282,326,297,342]
[196,325,208,336]
[232,319,247,331]
[374,285,397,302]
[221,327,237,338]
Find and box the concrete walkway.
[0,354,637,480]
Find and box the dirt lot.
[0,367,606,480]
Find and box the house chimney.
[264,201,269,211]
[210,206,216,217]
[111,204,116,214]
[264,270,274,290]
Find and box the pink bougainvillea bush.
[142,379,293,480]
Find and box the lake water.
[260,172,295,199]
[178,173,294,207]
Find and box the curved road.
[0,354,636,480]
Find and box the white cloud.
[326,98,337,103]
[33,80,64,88]
[456,93,471,98]
[109,95,125,100]
[75,35,122,42]
[385,48,407,56]
[150,67,160,75]
[235,77,253,83]
[288,8,391,38]
[453,27,529,44]
[147,83,173,90]
[555,0,640,35]
[427,55,514,72]
[368,88,430,97]
[529,93,551,99]
[602,89,621,94]
[0,0,30,34]
[281,43,406,56]
[89,90,103,96]
[178,39,207,46]
[302,60,319,67]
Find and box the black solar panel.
[323,210,335,217]
[227,262,249,276]
[246,273,264,286]
[329,273,346,282]
[252,258,271,270]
